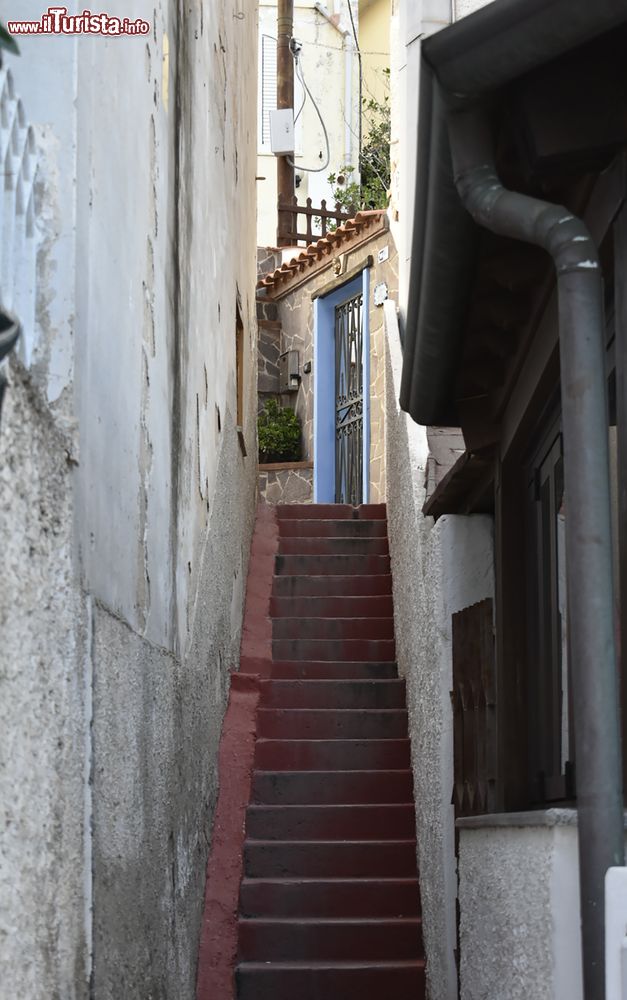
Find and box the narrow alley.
[2,2,627,1000]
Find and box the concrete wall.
[0,2,258,997]
[455,812,624,1000]
[382,300,495,1000]
[453,0,495,19]
[257,0,360,247]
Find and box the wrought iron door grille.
[334,291,363,504]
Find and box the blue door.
[313,270,370,503]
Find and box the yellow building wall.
[359,0,391,118]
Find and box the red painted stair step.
[244,839,418,878]
[275,504,387,519]
[272,574,392,597]
[272,617,394,641]
[260,678,405,709]
[237,916,423,962]
[245,803,416,840]
[278,518,388,538]
[272,638,396,662]
[256,708,408,740]
[278,536,390,556]
[269,660,398,679]
[236,960,426,1000]
[231,503,424,1000]
[275,553,391,576]
[239,877,421,918]
[270,594,394,617]
[254,738,411,771]
[250,769,414,805]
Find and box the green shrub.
[258,398,302,463]
[328,78,391,215]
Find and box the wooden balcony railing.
[277,196,356,247]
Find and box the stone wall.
[258,462,314,503]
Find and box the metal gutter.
[425,0,627,104]
[448,105,624,1000]
[401,0,627,423]
[399,65,475,424]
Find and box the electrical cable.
[287,39,331,173]
[346,0,362,190]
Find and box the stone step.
[244,839,418,878]
[272,574,393,598]
[273,617,395,641]
[254,739,411,771]
[276,554,391,576]
[278,519,388,538]
[246,803,416,840]
[272,638,396,662]
[269,660,398,680]
[257,708,408,740]
[239,877,421,919]
[278,537,390,556]
[260,679,405,709]
[275,504,387,520]
[236,960,426,1000]
[238,916,423,962]
[271,595,395,618]
[250,769,414,805]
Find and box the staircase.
[235,504,426,1000]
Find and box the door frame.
[313,269,370,503]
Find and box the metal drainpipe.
[447,104,625,1000]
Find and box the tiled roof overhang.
[257,210,388,299]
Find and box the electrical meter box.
[279,350,300,392]
[269,108,295,155]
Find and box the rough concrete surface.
[459,826,554,1000]
[0,365,87,1000]
[383,301,495,1000]
[92,392,256,1000]
[454,0,496,20]
[1,1,259,997]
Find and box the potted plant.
[258,398,302,464]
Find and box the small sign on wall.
[374,282,388,307]
[377,245,389,263]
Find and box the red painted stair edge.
[196,672,261,1000]
[197,502,282,1000]
[239,502,279,679]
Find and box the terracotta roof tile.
[257,210,387,297]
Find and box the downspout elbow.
[451,159,601,276]
[447,101,624,1000]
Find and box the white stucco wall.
[383,300,495,1000]
[453,0,496,19]
[0,1,258,996]
[257,0,360,247]
[456,813,627,1000]
[389,0,451,314]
